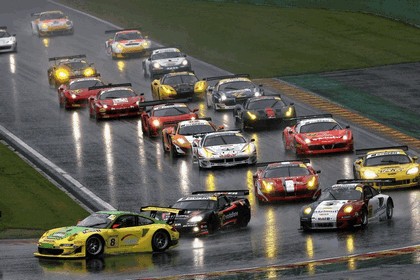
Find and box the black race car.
[170,190,251,236]
[233,95,296,130]
[47,55,97,87]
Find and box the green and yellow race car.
[34,207,181,259]
[353,146,419,190]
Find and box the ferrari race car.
[151,72,206,100]
[233,95,296,130]
[353,146,419,189]
[169,190,251,236]
[140,100,199,138]
[105,29,151,59]
[161,118,223,157]
[47,55,97,87]
[142,47,192,79]
[204,74,264,111]
[283,114,353,155]
[300,179,394,231]
[0,27,17,53]
[192,130,257,169]
[31,10,73,37]
[57,75,103,109]
[88,83,145,120]
[253,159,320,203]
[34,208,181,259]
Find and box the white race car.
[105,29,151,59]
[31,11,73,37]
[192,131,257,169]
[142,47,192,79]
[0,27,17,53]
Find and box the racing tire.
[352,166,359,179]
[151,230,170,252]
[238,212,251,228]
[58,96,64,108]
[207,215,220,234]
[386,200,393,220]
[169,144,177,159]
[205,93,211,108]
[85,235,104,258]
[360,209,368,229]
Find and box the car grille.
[108,107,138,114]
[313,222,334,228]
[0,46,12,50]
[210,156,249,164]
[309,143,348,150]
[38,247,63,255]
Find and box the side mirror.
[58,86,64,91]
[140,93,144,96]
[250,138,255,142]
[147,58,151,61]
[288,130,293,134]
[355,159,362,165]
[289,102,294,105]
[192,142,198,148]
[234,104,243,111]
[193,108,199,112]
[259,84,263,87]
[346,125,350,129]
[412,156,418,162]
[316,170,321,174]
[153,81,158,86]
[217,125,224,131]
[312,189,321,200]
[208,88,213,93]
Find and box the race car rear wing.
[105,28,142,34]
[30,12,41,17]
[87,83,132,91]
[336,179,396,193]
[203,74,250,81]
[288,114,333,122]
[192,190,249,196]
[0,26,7,30]
[355,145,409,155]
[137,98,192,108]
[49,54,86,62]
[255,159,311,167]
[140,206,184,225]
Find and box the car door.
[218,196,237,227]
[363,186,380,219]
[108,215,143,254]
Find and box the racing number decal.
[107,236,119,248]
[368,205,373,218]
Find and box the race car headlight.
[201,147,214,158]
[116,43,124,51]
[66,20,72,26]
[254,91,261,97]
[175,137,187,145]
[55,68,70,82]
[67,233,78,241]
[304,138,311,144]
[262,180,274,192]
[343,205,353,214]
[306,176,317,190]
[103,105,108,109]
[83,67,95,77]
[161,85,174,94]
[241,144,254,154]
[285,107,294,117]
[407,166,419,175]
[152,119,160,127]
[343,134,348,141]
[71,94,77,99]
[189,215,203,223]
[247,111,257,120]
[220,94,227,101]
[41,23,48,30]
[142,40,150,47]
[303,207,312,215]
[363,170,378,179]
[181,59,189,66]
[152,62,161,69]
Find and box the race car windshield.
[178,124,214,135]
[115,32,143,41]
[172,200,216,210]
[163,75,198,86]
[99,89,135,100]
[264,166,310,178]
[247,99,286,110]
[40,12,65,20]
[299,121,341,133]
[63,61,89,70]
[365,154,411,166]
[77,213,113,228]
[153,107,190,117]
[219,81,255,91]
[319,188,362,201]
[0,31,11,38]
[151,51,182,60]
[203,135,246,147]
[69,80,103,90]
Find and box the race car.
[151,72,206,100]
[253,159,320,203]
[88,83,145,120]
[140,100,199,138]
[142,47,192,79]
[31,10,73,37]
[47,55,98,87]
[0,26,17,53]
[34,208,181,259]
[169,190,251,236]
[161,118,223,158]
[283,114,354,155]
[299,179,394,231]
[203,74,264,111]
[233,95,296,130]
[192,130,257,169]
[353,145,419,189]
[105,29,151,59]
[57,75,103,109]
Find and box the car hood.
[100,97,138,106]
[301,130,347,141]
[204,143,247,154]
[222,88,256,98]
[313,200,348,213]
[41,226,100,241]
[0,37,15,44]
[156,57,186,66]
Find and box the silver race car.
[142,47,192,79]
[0,27,17,53]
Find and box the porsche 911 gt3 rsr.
[353,146,419,189]
[142,47,192,79]
[57,75,103,109]
[283,114,353,155]
[0,27,17,53]
[300,179,394,231]
[34,208,181,259]
[31,11,73,37]
[151,72,206,100]
[254,159,320,203]
[192,130,257,169]
[105,29,151,59]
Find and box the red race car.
[140,100,199,138]
[88,83,145,120]
[253,159,320,203]
[57,75,103,109]
[283,114,353,155]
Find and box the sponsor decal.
[224,212,238,220]
[113,98,128,104]
[379,167,403,173]
[121,234,139,246]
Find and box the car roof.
[177,194,218,201]
[218,77,251,84]
[152,47,180,55]
[153,103,188,110]
[40,10,64,15]
[298,117,336,126]
[204,131,242,138]
[266,161,307,168]
[163,71,196,78]
[116,30,141,34]
[178,119,210,127]
[100,87,133,93]
[329,183,363,190]
[365,149,408,158]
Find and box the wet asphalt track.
[0,1,419,279]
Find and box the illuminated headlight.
[247,111,257,120]
[363,170,377,179]
[66,20,72,26]
[181,59,189,66]
[116,43,124,51]
[175,138,186,145]
[55,68,70,82]
[191,116,196,120]
[189,215,203,223]
[152,119,160,127]
[303,207,312,215]
[304,138,311,144]
[142,40,150,47]
[41,23,48,30]
[306,176,317,190]
[343,135,348,140]
[241,143,254,154]
[71,94,77,99]
[152,62,161,69]
[103,105,108,109]
[285,107,293,117]
[220,94,227,101]
[200,147,214,158]
[254,91,261,97]
[262,180,274,192]
[83,67,95,77]
[407,166,419,175]
[136,100,140,106]
[343,205,353,214]
[162,85,173,94]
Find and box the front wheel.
[86,235,104,258]
[360,209,368,229]
[386,200,393,220]
[152,230,170,252]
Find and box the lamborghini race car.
[233,95,296,130]
[192,130,257,169]
[169,190,251,236]
[0,27,17,53]
[151,72,206,100]
[283,114,353,155]
[140,100,199,138]
[161,118,223,157]
[299,179,394,231]
[105,29,151,59]
[253,159,320,203]
[88,83,145,120]
[142,47,192,79]
[47,55,97,87]
[204,74,264,111]
[31,11,73,37]
[57,75,103,109]
[34,208,181,259]
[353,146,419,189]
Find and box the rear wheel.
[86,235,104,258]
[152,230,170,252]
[386,200,393,219]
[238,211,251,228]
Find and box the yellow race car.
[151,72,206,100]
[34,207,181,259]
[353,146,419,190]
[47,55,97,87]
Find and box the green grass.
[0,142,89,239]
